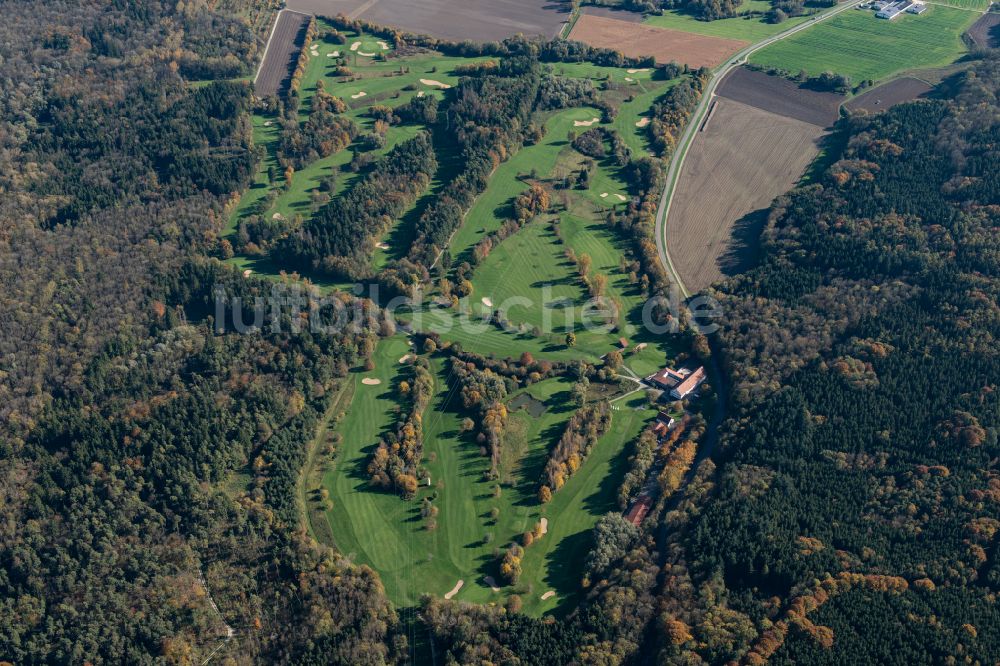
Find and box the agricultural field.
[749,6,978,82]
[967,11,1000,48]
[643,0,814,41]
[665,97,826,292]
[716,65,843,126]
[844,76,932,114]
[308,337,655,614]
[286,0,570,41]
[569,13,749,68]
[255,9,310,97]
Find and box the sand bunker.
[375,241,390,250]
[444,580,464,599]
[624,77,635,82]
[350,41,361,52]
[484,575,500,592]
[627,68,650,74]
[541,591,555,600]
[573,117,600,127]
[327,51,340,57]
[417,91,425,97]
[242,269,253,278]
[635,116,650,128]
[539,517,548,535]
[351,91,367,99]
[377,40,390,50]
[398,354,413,364]
[358,50,377,57]
[263,120,273,126]
[361,377,382,386]
[600,192,608,198]
[481,297,493,307]
[420,78,452,89]
[272,212,284,220]
[614,194,627,202]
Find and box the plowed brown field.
[569,14,748,68]
[666,98,824,292]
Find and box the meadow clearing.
[749,6,978,82]
[643,0,813,41]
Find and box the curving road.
[654,0,861,299]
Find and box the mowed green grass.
[449,106,606,261]
[644,0,812,41]
[750,6,977,82]
[318,338,650,614]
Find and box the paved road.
[653,0,861,298]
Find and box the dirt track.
[569,14,748,68]
[666,98,824,292]
[255,10,310,98]
[286,0,569,41]
[717,66,843,127]
[845,77,932,114]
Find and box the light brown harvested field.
[255,10,311,97]
[845,77,932,115]
[569,14,748,68]
[286,0,570,42]
[666,98,824,292]
[966,12,1000,49]
[717,67,843,127]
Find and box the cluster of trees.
[289,17,318,95]
[540,401,613,499]
[277,88,357,169]
[368,356,435,498]
[407,58,542,266]
[648,72,706,157]
[450,358,513,479]
[272,133,437,278]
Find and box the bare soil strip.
[255,10,311,97]
[569,14,748,68]
[845,77,933,114]
[666,98,825,292]
[716,67,843,127]
[967,12,1000,49]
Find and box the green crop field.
[749,6,977,82]
[929,0,992,9]
[312,337,654,614]
[644,0,812,42]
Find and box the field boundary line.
[654,0,862,298]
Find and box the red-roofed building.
[648,365,706,399]
[625,495,653,526]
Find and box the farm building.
[877,0,913,19]
[648,365,707,399]
[657,411,676,429]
